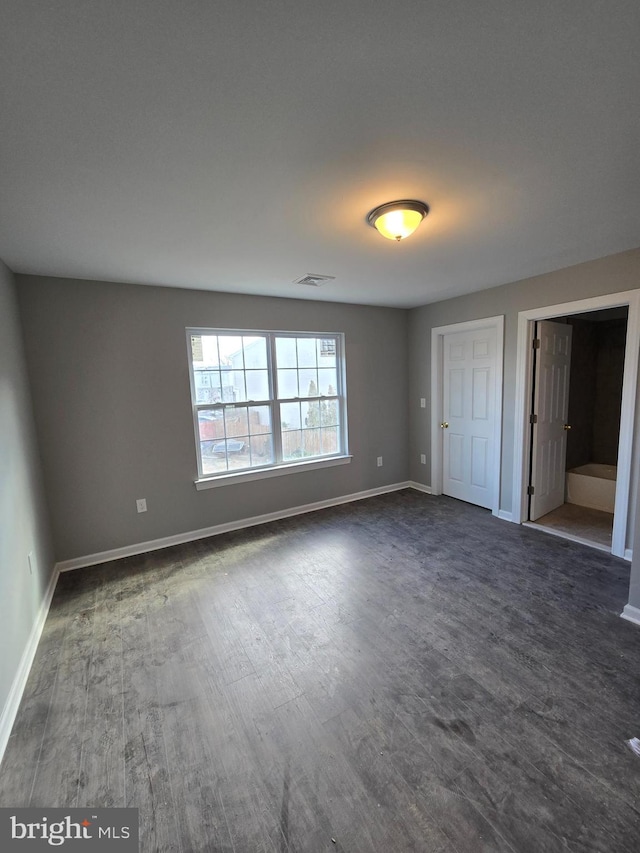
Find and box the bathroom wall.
[565,312,627,470]
[592,319,627,465]
[566,319,598,470]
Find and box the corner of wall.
[0,260,57,767]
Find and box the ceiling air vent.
[294,273,336,287]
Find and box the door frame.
[431,315,505,516]
[512,289,640,559]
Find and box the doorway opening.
[512,289,640,560]
[527,307,628,552]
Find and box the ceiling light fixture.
[367,199,429,242]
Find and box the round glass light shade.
[367,200,429,241]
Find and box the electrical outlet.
[136,498,147,513]
[420,454,426,464]
[377,456,383,467]
[27,551,34,575]
[420,398,426,408]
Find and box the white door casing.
[512,289,640,561]
[441,326,498,509]
[529,320,572,520]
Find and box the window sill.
[194,455,352,490]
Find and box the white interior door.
[529,320,572,520]
[442,327,497,509]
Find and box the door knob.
[440,422,449,429]
[563,424,572,430]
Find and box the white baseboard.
[497,510,514,522]
[624,548,633,562]
[0,565,60,767]
[56,482,414,573]
[408,481,432,494]
[621,604,640,626]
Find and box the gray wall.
[0,261,54,724]
[408,248,640,538]
[17,275,409,562]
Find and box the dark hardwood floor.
[2,491,640,852]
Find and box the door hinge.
[532,338,541,349]
[529,413,538,424]
[527,485,535,496]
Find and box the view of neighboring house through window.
[187,329,347,479]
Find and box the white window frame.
[186,328,350,489]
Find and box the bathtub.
[566,463,617,513]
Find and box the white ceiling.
[1,1,639,308]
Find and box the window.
[187,329,348,484]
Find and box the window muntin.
[188,330,346,479]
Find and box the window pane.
[245,370,269,401]
[280,401,301,430]
[321,426,339,454]
[198,410,224,442]
[275,336,297,368]
[301,428,322,457]
[303,401,320,428]
[241,336,267,369]
[197,334,221,367]
[299,368,318,397]
[249,433,274,465]
[246,406,273,466]
[195,369,222,404]
[318,368,337,396]
[318,338,337,366]
[203,423,273,472]
[227,368,246,402]
[320,399,339,427]
[226,437,251,470]
[201,441,229,475]
[218,335,243,366]
[282,429,305,461]
[201,430,249,474]
[248,405,271,435]
[277,369,298,399]
[220,376,236,402]
[297,337,317,368]
[224,406,249,437]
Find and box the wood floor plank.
[119,574,186,852]
[75,571,126,808]
[27,581,100,807]
[323,705,457,851]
